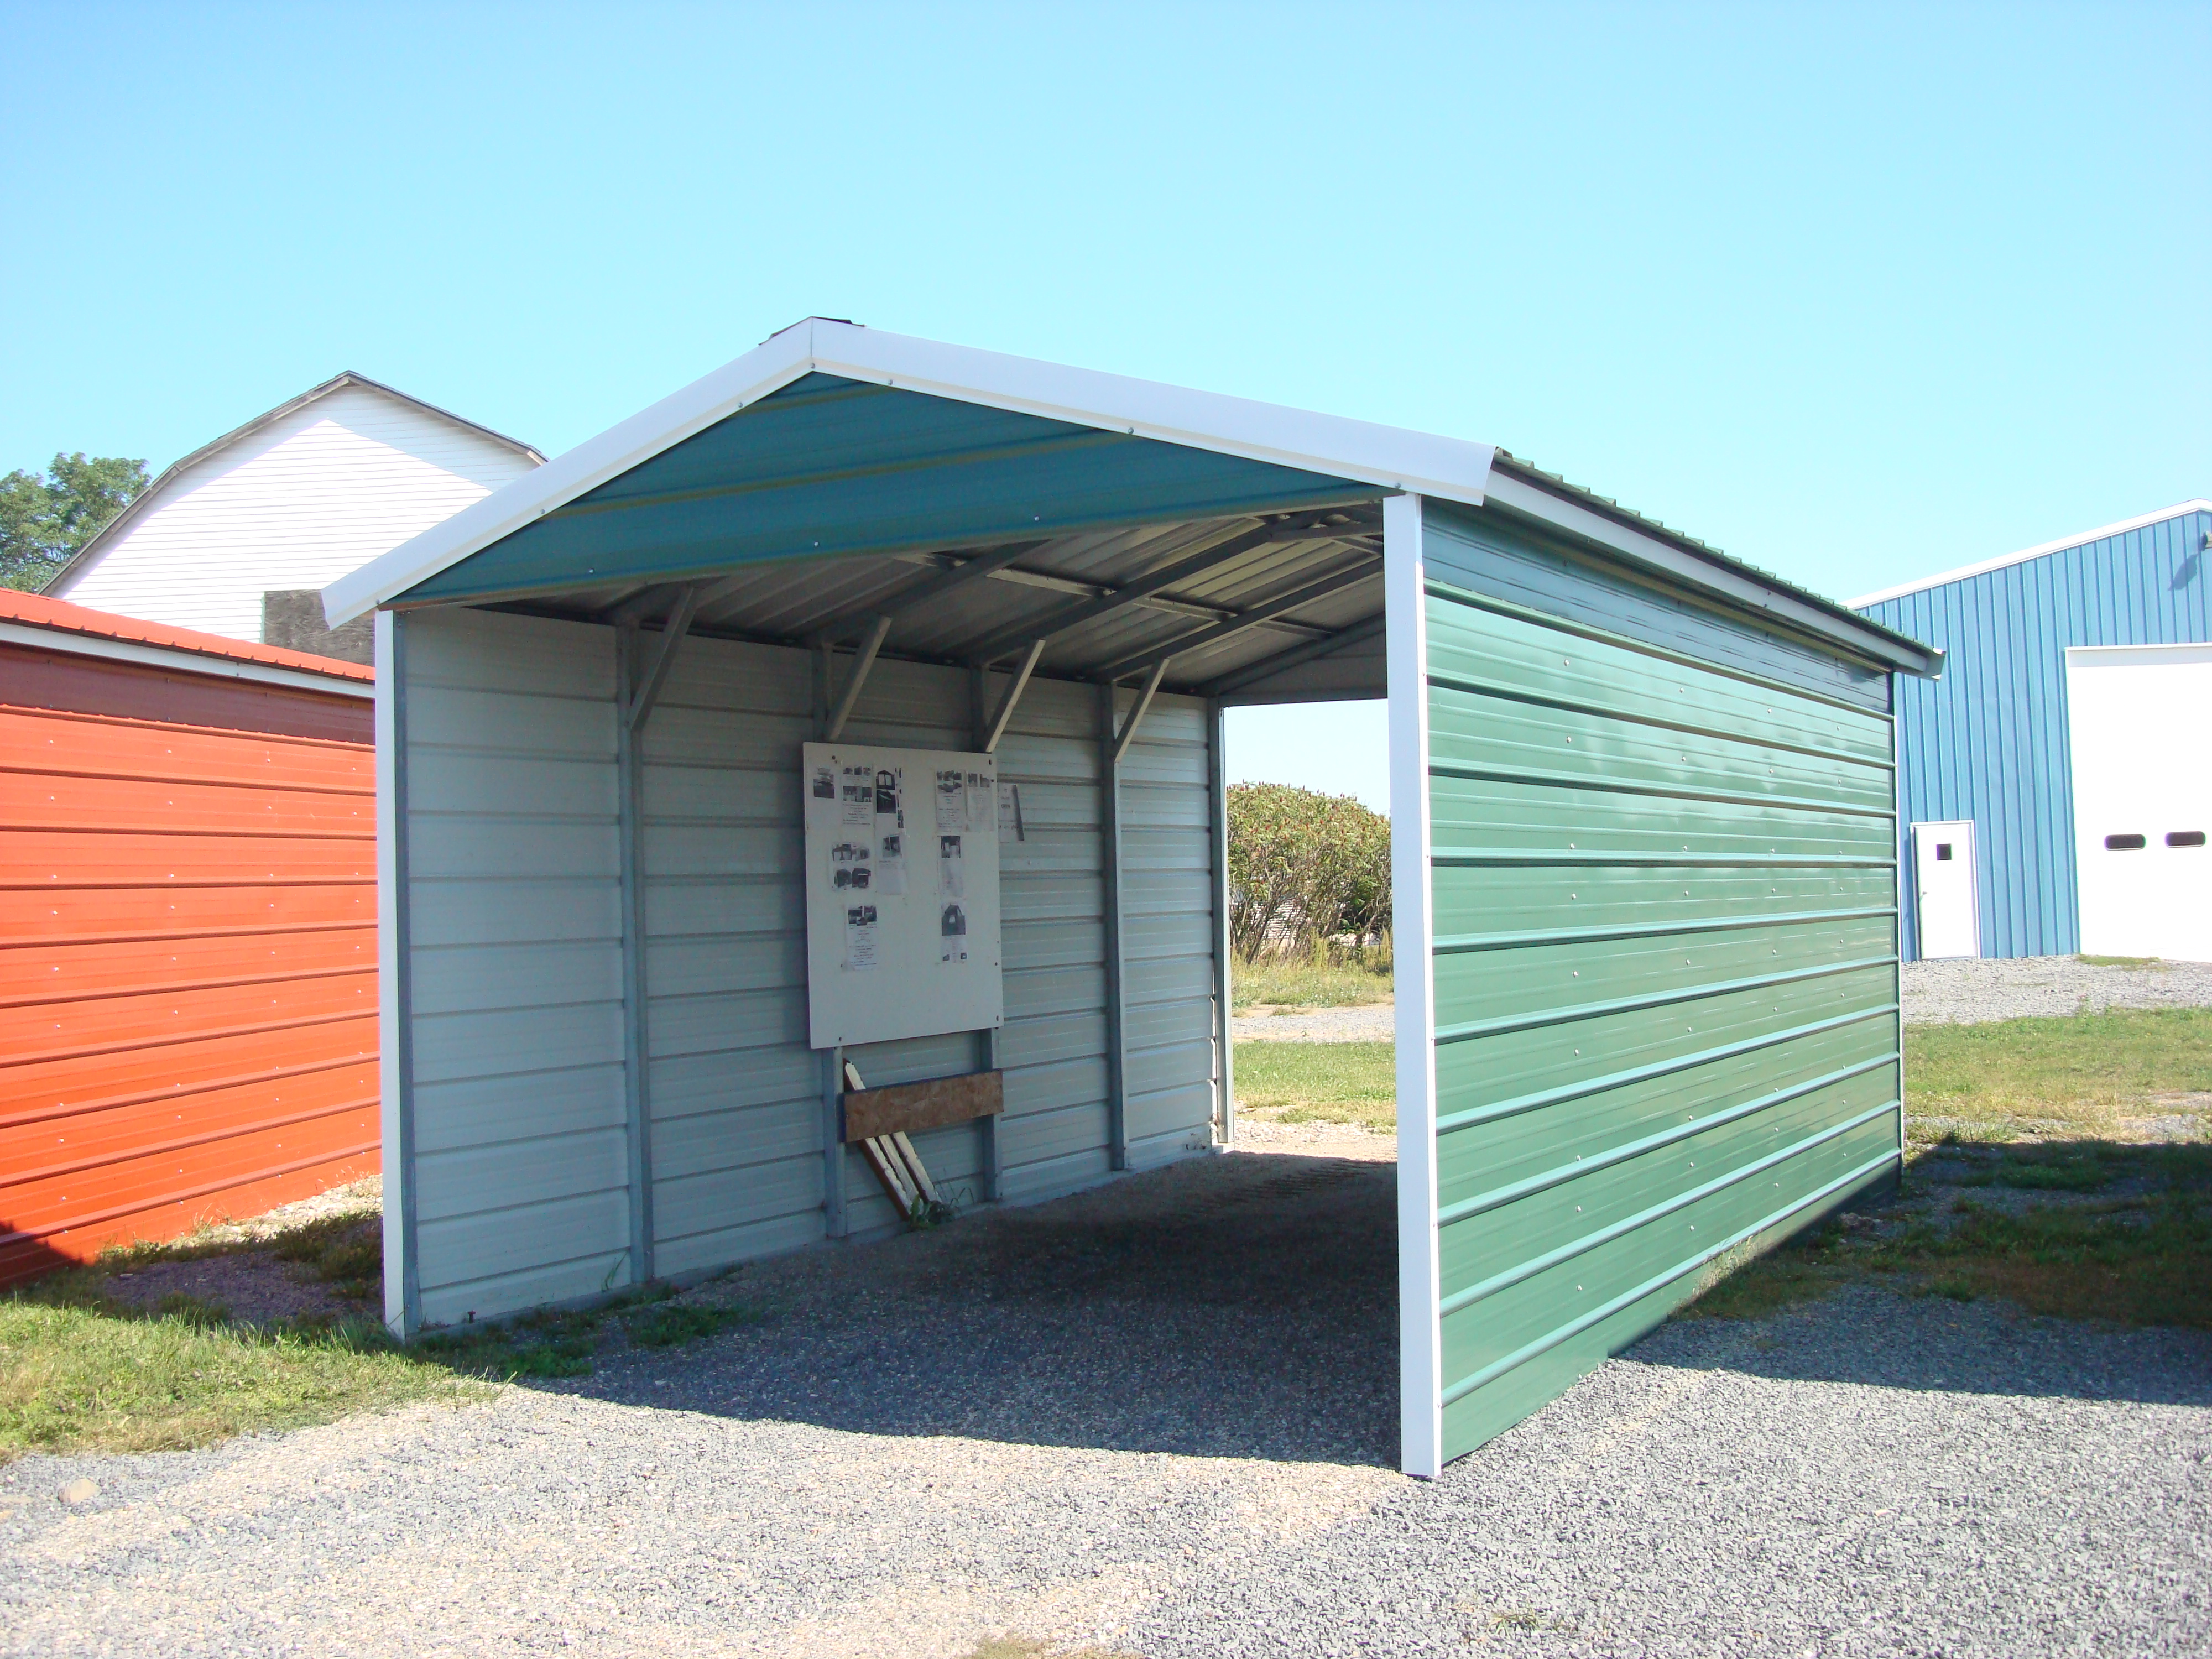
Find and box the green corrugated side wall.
[1425,575,1903,1461]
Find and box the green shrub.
[1226,782,1390,961]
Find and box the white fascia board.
[1482,469,1939,676]
[0,618,375,698]
[1849,499,2212,609]
[1386,493,1443,1480]
[323,318,1497,625]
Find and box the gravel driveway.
[6,1138,2206,1658]
[1902,954,2212,1024]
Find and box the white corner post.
[1208,697,1234,1146]
[375,610,421,1339]
[1386,493,1442,1480]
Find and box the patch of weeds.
[622,1300,759,1350]
[2077,954,2164,969]
[269,1215,383,1301]
[1232,946,1392,1010]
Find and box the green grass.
[1234,1040,1395,1129]
[2077,954,2164,969]
[1230,949,1392,1010]
[2,1227,759,1463]
[1905,1006,2212,1143]
[1690,1009,2212,1327]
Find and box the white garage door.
[2067,644,2212,962]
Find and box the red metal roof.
[0,588,375,684]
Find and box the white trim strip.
[1849,500,2212,609]
[0,619,375,699]
[323,319,1498,625]
[1386,493,1443,1480]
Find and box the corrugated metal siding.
[1425,500,1893,712]
[1421,555,1902,1460]
[406,374,1373,607]
[400,610,628,1326]
[1856,507,2211,958]
[1117,696,1222,1168]
[0,653,377,1285]
[397,606,1222,1325]
[59,383,538,644]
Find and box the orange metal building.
[1,589,378,1285]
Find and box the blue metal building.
[1853,500,2212,960]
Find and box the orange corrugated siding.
[0,638,377,1286]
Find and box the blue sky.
[4,3,2203,810]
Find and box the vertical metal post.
[1208,697,1234,1147]
[1098,680,1128,1171]
[815,638,848,1235]
[971,663,1003,1202]
[1386,493,1442,1480]
[375,610,421,1338]
[616,623,655,1284]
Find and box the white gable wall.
[56,383,538,642]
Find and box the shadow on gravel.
[548,1150,1404,1468]
[1638,1281,2212,1408]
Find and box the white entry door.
[2067,644,2212,962]
[1912,821,1980,959]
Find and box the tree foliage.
[1225,782,1391,961]
[0,453,151,592]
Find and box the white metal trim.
[322,318,1498,625]
[1848,500,2212,609]
[374,612,415,1337]
[0,618,375,698]
[1386,493,1442,1480]
[2064,641,2212,667]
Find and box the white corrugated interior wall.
[1117,695,1225,1170]
[60,384,538,643]
[401,610,629,1327]
[398,608,1223,1328]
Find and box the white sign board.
[802,742,1004,1049]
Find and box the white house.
[49,372,542,661]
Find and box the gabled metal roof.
[1847,498,2212,609]
[322,319,1940,686]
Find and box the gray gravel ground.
[1231,1002,1395,1042]
[6,1144,2208,1658]
[1902,953,2212,1024]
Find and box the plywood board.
[842,1070,1005,1143]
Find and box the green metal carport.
[325,319,1940,1476]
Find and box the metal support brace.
[969,666,1004,1201]
[1098,681,1128,1171]
[823,613,891,742]
[822,1044,848,1237]
[1208,698,1235,1146]
[979,638,1045,754]
[1111,658,1170,766]
[625,585,703,730]
[615,624,655,1284]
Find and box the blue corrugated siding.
[1858,508,2212,959]
[404,373,1374,606]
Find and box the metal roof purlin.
[324,319,1498,625]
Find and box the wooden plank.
[842,1069,1003,1143]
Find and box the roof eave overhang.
[323,319,1498,626]
[1481,466,1944,680]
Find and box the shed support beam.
[626,585,703,731]
[376,611,422,1339]
[615,622,657,1286]
[1087,555,1380,684]
[979,638,1046,755]
[1208,697,1234,1147]
[968,666,1004,1202]
[963,520,1293,667]
[1098,680,1128,1172]
[823,613,892,742]
[1198,612,1388,699]
[1111,658,1170,766]
[810,539,1047,644]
